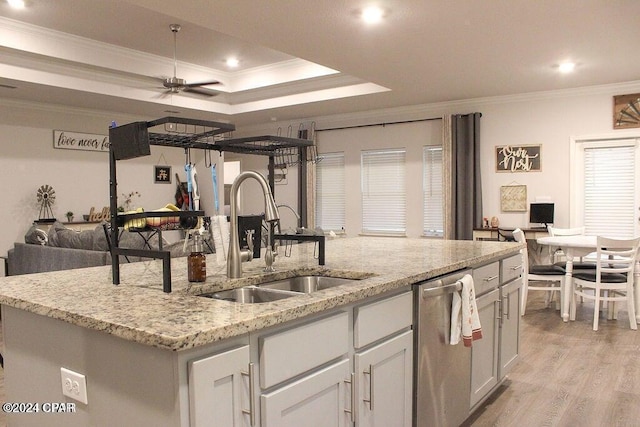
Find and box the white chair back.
[547,226,585,237]
[594,236,640,278]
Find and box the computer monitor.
[529,203,554,227]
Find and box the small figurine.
[490,216,499,228]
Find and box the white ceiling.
[1,0,639,127]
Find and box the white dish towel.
[450,274,483,347]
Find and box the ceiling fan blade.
[182,86,220,97]
[184,80,221,88]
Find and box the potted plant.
[65,211,74,222]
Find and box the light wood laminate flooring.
[466,293,640,426]
[0,294,638,426]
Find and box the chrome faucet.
[227,171,280,278]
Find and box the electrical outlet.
[60,367,88,404]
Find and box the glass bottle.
[188,233,206,282]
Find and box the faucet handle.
[245,230,254,253]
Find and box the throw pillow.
[92,223,111,251]
[47,221,94,250]
[24,225,48,245]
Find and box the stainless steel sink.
[200,287,298,303]
[257,275,358,293]
[200,274,365,303]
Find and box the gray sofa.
[8,242,111,275]
[7,221,197,276]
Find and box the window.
[361,149,406,235]
[582,142,637,238]
[423,146,443,237]
[315,152,345,232]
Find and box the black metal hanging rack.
[108,117,315,293]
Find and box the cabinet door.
[500,278,522,378]
[189,345,252,427]
[355,330,413,427]
[470,288,500,408]
[261,359,351,427]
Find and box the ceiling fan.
[159,24,221,97]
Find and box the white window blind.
[315,152,345,232]
[361,149,406,235]
[583,144,636,238]
[423,146,443,237]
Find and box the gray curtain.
[451,113,483,240]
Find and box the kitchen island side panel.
[2,305,182,427]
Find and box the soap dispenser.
[188,233,206,282]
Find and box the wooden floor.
[466,293,640,427]
[0,293,638,427]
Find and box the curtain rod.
[315,116,442,132]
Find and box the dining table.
[536,235,640,323]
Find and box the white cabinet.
[470,255,522,409]
[187,289,413,427]
[188,345,252,427]
[499,278,521,377]
[470,288,500,407]
[261,359,351,427]
[354,330,413,427]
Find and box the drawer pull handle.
[484,275,499,282]
[510,264,522,271]
[344,373,356,422]
[363,365,374,410]
[240,363,256,427]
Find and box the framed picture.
[613,93,640,129]
[496,145,541,172]
[500,185,527,212]
[154,165,172,184]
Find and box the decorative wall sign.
[613,93,640,129]
[154,165,172,184]
[500,184,527,212]
[53,130,110,152]
[496,145,541,172]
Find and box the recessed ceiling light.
[226,58,239,68]
[361,6,385,24]
[558,62,576,73]
[7,0,26,9]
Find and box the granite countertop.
[0,237,520,351]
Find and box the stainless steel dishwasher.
[413,269,471,427]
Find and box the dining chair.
[569,236,640,331]
[547,226,596,269]
[513,228,565,315]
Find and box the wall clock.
[613,93,640,129]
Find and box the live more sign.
[53,130,110,153]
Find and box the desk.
[473,227,548,241]
[535,235,640,323]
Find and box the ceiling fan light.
[226,58,239,68]
[7,0,26,9]
[361,6,384,24]
[558,62,575,73]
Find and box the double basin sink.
[200,275,364,303]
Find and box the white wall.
[3,80,640,256]
[0,102,218,256]
[236,81,640,236]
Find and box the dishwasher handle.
[422,281,462,299]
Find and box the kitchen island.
[0,237,521,426]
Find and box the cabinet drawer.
[260,311,349,389]
[472,262,500,296]
[354,291,412,349]
[501,254,522,284]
